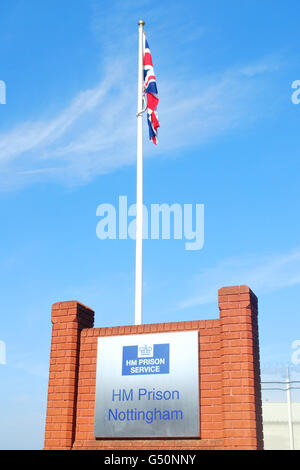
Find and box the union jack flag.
[143,36,159,145]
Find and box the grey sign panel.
[94,331,199,438]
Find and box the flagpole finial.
[138,20,145,27]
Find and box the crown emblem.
[138,344,153,357]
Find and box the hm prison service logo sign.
[122,342,169,375]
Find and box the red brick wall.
[44,285,263,450]
[44,301,94,449]
[219,286,264,450]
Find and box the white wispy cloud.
[0,17,282,190]
[0,59,138,188]
[179,249,300,309]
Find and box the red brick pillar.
[219,285,264,450]
[44,301,94,450]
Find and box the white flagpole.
[286,366,295,450]
[134,20,145,325]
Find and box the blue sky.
[1,0,300,449]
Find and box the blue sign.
[122,343,169,376]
